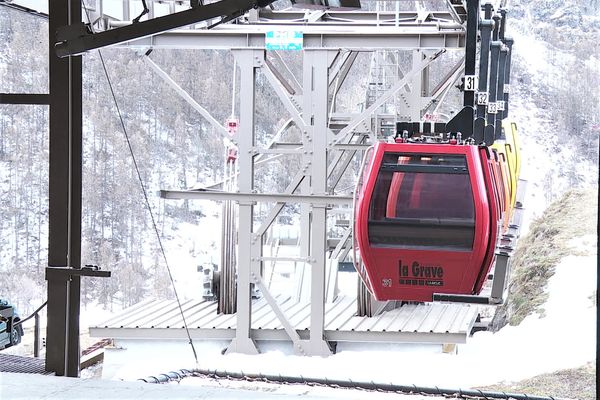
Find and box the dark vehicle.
[0,299,24,350]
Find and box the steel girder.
[117,26,465,51]
[47,0,473,358]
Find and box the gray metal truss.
[118,26,465,51]
[90,4,474,356]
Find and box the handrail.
[11,300,47,357]
[14,301,47,327]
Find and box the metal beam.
[428,62,464,116]
[254,172,305,237]
[0,1,48,18]
[263,57,296,95]
[335,50,444,143]
[427,57,465,115]
[430,56,465,98]
[487,41,501,128]
[252,274,307,354]
[328,51,359,114]
[328,147,361,191]
[261,58,308,131]
[160,190,353,205]
[330,143,370,151]
[328,50,356,88]
[503,37,514,119]
[0,94,49,105]
[304,49,332,356]
[255,9,458,23]
[252,146,301,155]
[117,26,465,51]
[495,45,508,140]
[90,327,467,344]
[268,51,302,95]
[476,16,493,124]
[55,0,271,57]
[226,49,260,355]
[203,119,295,190]
[141,55,230,137]
[463,0,479,108]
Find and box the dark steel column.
[47,0,83,377]
[492,14,501,40]
[474,10,493,143]
[495,45,508,140]
[476,3,494,121]
[486,41,501,128]
[34,313,41,358]
[447,0,480,139]
[499,8,507,41]
[503,37,514,119]
[463,0,479,108]
[66,28,83,375]
[45,273,70,374]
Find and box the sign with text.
[265,31,303,51]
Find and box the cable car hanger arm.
[54,0,275,58]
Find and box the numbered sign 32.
[477,92,489,105]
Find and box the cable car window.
[368,153,475,250]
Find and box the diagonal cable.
[81,3,198,364]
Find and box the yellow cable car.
[506,121,521,180]
[492,121,521,210]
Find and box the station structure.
[0,0,523,376]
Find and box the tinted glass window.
[368,153,475,250]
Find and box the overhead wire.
[80,3,199,365]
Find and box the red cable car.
[353,141,501,302]
[473,147,501,294]
[490,149,511,233]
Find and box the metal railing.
[14,301,47,358]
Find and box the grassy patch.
[492,187,598,329]
[477,363,596,400]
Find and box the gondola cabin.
[353,141,501,302]
[493,149,513,231]
[495,121,521,209]
[504,120,522,179]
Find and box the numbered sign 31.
[464,75,477,92]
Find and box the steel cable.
[80,3,198,365]
[140,368,564,400]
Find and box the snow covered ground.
[0,370,432,399]
[96,236,596,388]
[1,232,595,398]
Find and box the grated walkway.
[0,353,53,375]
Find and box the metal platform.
[0,354,53,375]
[90,296,479,346]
